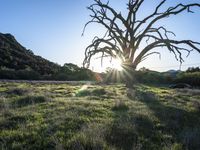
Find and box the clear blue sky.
[0,0,200,72]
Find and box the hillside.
[0,33,60,75]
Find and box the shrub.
[0,69,41,80]
[175,72,200,87]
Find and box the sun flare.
[110,58,123,71]
[90,57,123,72]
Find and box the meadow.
[0,81,200,150]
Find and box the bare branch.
[134,0,167,35]
[135,3,200,50]
[134,39,200,67]
[83,0,200,77]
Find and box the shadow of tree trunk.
[136,90,200,150]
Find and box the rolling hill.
[0,33,60,75]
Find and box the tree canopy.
[83,0,200,80]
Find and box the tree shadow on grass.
[0,115,26,130]
[105,112,138,150]
[107,105,164,150]
[136,90,200,150]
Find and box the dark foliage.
[175,72,200,87]
[104,67,200,87]
[186,67,200,73]
[0,33,60,75]
[0,33,95,81]
[53,63,95,81]
[0,69,41,80]
[104,68,176,85]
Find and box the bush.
[0,69,16,79]
[16,70,40,80]
[0,69,41,80]
[175,72,200,87]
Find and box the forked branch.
[83,0,200,70]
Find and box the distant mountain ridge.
[0,33,60,75]
[162,69,182,78]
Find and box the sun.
[110,58,123,71]
[89,57,123,72]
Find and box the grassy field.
[0,82,200,150]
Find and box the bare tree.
[83,0,200,88]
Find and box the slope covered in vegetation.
[0,82,200,150]
[0,33,60,75]
[0,33,95,81]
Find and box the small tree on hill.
[83,0,200,88]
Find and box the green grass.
[0,82,200,150]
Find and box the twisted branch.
[83,0,200,70]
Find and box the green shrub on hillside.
[175,72,200,87]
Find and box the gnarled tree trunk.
[83,0,200,91]
[122,60,136,88]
